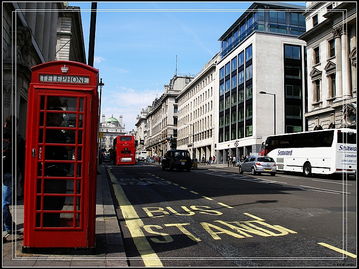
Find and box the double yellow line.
[108,169,163,267]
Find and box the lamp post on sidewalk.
[259,91,276,135]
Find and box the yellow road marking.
[108,169,163,267]
[190,190,199,195]
[217,202,233,209]
[318,242,357,259]
[180,186,187,190]
[202,196,213,201]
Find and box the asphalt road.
[105,163,357,267]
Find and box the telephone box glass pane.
[45,130,76,144]
[44,163,74,177]
[47,96,77,111]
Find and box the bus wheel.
[303,162,312,177]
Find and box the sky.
[68,1,303,132]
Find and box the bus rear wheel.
[303,162,312,177]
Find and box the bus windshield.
[120,136,132,141]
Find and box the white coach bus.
[260,128,356,176]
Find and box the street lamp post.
[259,91,276,135]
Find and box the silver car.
[239,156,276,176]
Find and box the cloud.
[100,87,163,131]
[94,56,105,64]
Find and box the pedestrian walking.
[2,116,24,242]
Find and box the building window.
[285,85,301,99]
[245,103,252,119]
[225,79,230,92]
[220,67,225,80]
[285,66,301,79]
[328,74,336,98]
[238,70,244,85]
[285,45,301,60]
[245,85,253,100]
[312,14,318,26]
[231,56,237,72]
[231,91,237,105]
[238,90,244,103]
[328,39,335,57]
[314,47,320,64]
[238,51,244,66]
[314,80,321,102]
[219,82,225,95]
[286,104,302,119]
[245,65,253,80]
[225,63,230,77]
[245,125,253,137]
[245,45,252,61]
[231,74,237,89]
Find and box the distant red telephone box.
[23,61,99,249]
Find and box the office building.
[216,2,307,163]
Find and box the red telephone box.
[23,61,99,249]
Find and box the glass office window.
[219,82,225,95]
[219,99,224,111]
[220,67,225,80]
[225,95,230,109]
[219,115,224,127]
[238,90,244,103]
[231,56,237,71]
[245,124,253,137]
[278,12,286,24]
[231,124,237,140]
[238,107,244,121]
[238,70,244,85]
[285,45,301,60]
[246,103,252,119]
[231,91,237,105]
[285,85,301,99]
[225,79,230,92]
[238,52,244,66]
[246,65,253,81]
[286,104,302,119]
[238,125,244,138]
[245,85,253,100]
[231,74,237,89]
[225,63,230,76]
[245,45,252,61]
[256,9,265,21]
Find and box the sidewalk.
[2,165,128,268]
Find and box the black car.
[161,149,192,171]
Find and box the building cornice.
[298,18,331,42]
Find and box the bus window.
[338,131,356,144]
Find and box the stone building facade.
[2,2,86,139]
[176,54,219,161]
[299,1,357,130]
[145,75,193,157]
[135,106,151,155]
